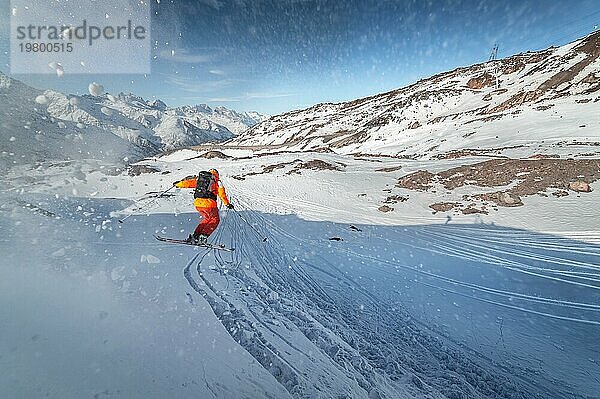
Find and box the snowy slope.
[120,151,600,399]
[233,31,600,158]
[2,149,598,399]
[0,194,292,399]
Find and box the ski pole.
[118,185,175,224]
[234,209,268,242]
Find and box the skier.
[173,168,234,244]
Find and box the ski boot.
[186,234,198,244]
[186,234,208,245]
[197,234,208,244]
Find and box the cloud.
[206,97,242,102]
[161,74,296,105]
[160,95,220,103]
[158,49,212,64]
[165,75,245,93]
[205,92,297,102]
[209,69,226,75]
[193,0,225,9]
[245,92,297,99]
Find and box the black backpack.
[194,171,216,199]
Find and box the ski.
[154,235,235,251]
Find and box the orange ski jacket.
[174,171,230,207]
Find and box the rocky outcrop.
[397,170,435,191]
[199,150,231,159]
[128,164,160,176]
[398,158,599,212]
[467,73,495,89]
[569,180,593,192]
[430,202,459,213]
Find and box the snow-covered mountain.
[0,73,153,171]
[178,104,268,136]
[233,31,600,157]
[0,72,266,170]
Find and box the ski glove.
[227,203,234,209]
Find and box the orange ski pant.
[193,198,220,237]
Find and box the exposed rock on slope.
[400,158,600,213]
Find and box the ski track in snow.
[170,201,595,398]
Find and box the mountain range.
[0,73,267,170]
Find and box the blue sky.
[1,0,600,114]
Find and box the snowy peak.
[233,31,600,157]
[147,99,167,111]
[176,103,268,135]
[154,112,231,149]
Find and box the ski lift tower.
[489,43,499,61]
[489,43,500,88]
